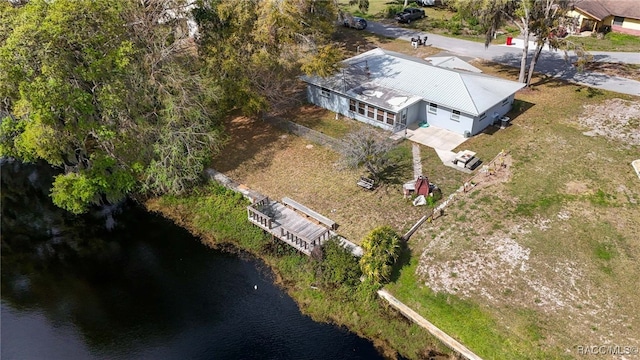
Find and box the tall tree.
[525,0,590,86]
[453,0,586,86]
[1,0,224,213]
[194,0,343,114]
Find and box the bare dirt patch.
[564,180,593,195]
[578,98,640,145]
[469,153,513,190]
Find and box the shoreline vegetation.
[145,184,454,360]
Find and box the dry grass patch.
[283,104,369,139]
[211,116,438,243]
[334,28,441,59]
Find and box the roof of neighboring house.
[424,56,483,73]
[302,48,525,116]
[572,0,640,21]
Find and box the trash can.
[506,36,513,45]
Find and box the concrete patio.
[401,123,472,172]
[405,123,468,151]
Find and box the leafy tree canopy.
[1,0,343,214]
[194,0,343,113]
[451,0,587,86]
[1,0,214,213]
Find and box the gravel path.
[412,143,422,179]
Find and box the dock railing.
[247,196,272,229]
[281,226,312,250]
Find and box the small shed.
[415,175,430,196]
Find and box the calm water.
[0,160,384,360]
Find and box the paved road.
[364,22,640,96]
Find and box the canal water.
[0,160,384,360]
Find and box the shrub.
[385,5,404,19]
[342,128,398,181]
[317,237,362,289]
[360,226,401,285]
[447,21,462,35]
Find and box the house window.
[349,99,356,111]
[479,112,486,121]
[358,102,365,115]
[320,87,331,98]
[428,103,438,115]
[377,110,384,122]
[502,98,510,106]
[386,112,395,125]
[451,110,461,122]
[613,16,624,26]
[367,106,375,118]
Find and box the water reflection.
[1,160,383,360]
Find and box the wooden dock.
[247,197,333,256]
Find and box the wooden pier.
[247,197,334,256]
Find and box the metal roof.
[424,56,483,73]
[302,48,525,116]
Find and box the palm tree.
[360,226,400,284]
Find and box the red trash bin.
[506,36,513,45]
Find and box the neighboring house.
[301,48,525,137]
[568,0,640,35]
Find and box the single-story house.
[568,0,640,35]
[301,48,525,137]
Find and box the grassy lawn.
[209,114,445,243]
[284,104,369,139]
[333,26,442,58]
[401,59,640,358]
[385,258,569,359]
[567,32,640,52]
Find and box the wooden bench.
[357,176,375,190]
[282,197,337,230]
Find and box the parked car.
[415,0,435,6]
[395,8,426,23]
[343,16,367,30]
